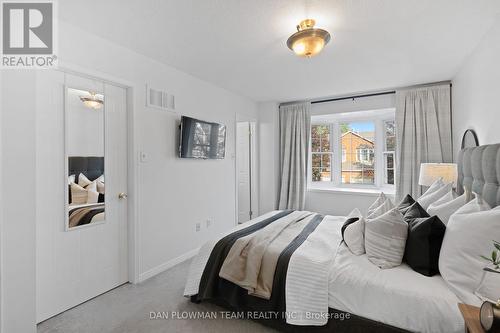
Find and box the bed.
[68,156,105,227]
[184,143,500,332]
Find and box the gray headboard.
[457,144,500,208]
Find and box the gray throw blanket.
[219,211,315,299]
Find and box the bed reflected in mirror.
[66,88,106,230]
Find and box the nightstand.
[458,303,485,333]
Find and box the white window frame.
[308,109,396,193]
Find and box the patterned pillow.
[365,208,407,269]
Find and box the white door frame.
[235,114,259,224]
[56,61,140,284]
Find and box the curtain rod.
[309,81,452,105]
[311,91,395,105]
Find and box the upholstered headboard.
[68,156,104,183]
[457,144,500,208]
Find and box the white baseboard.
[138,247,199,283]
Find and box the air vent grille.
[146,85,175,111]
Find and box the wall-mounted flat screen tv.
[179,116,226,159]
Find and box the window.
[311,125,332,181]
[309,109,396,191]
[383,120,396,185]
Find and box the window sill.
[307,186,395,197]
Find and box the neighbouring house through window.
[309,108,396,192]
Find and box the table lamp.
[418,163,458,187]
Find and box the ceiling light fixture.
[287,19,331,58]
[80,92,104,109]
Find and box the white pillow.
[365,208,407,269]
[78,173,92,187]
[86,181,99,204]
[68,174,75,185]
[432,190,455,207]
[475,266,500,303]
[427,193,469,225]
[367,198,394,220]
[96,174,104,183]
[343,209,365,255]
[453,195,491,214]
[417,182,452,210]
[422,178,445,196]
[70,183,88,204]
[439,204,499,306]
[96,180,105,194]
[367,192,387,217]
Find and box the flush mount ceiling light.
[287,19,331,58]
[80,92,104,109]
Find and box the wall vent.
[146,84,175,111]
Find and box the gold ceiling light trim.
[287,19,331,58]
[80,92,104,109]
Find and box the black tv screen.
[179,116,226,159]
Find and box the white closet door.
[237,122,251,223]
[36,72,128,322]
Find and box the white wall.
[258,95,395,216]
[1,20,258,330]
[1,71,38,333]
[452,17,500,151]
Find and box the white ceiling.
[59,0,500,102]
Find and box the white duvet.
[185,211,464,332]
[329,244,464,333]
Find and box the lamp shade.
[418,163,458,187]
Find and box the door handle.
[118,193,128,199]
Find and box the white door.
[237,122,252,223]
[36,72,128,322]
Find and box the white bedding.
[185,211,464,332]
[328,244,464,333]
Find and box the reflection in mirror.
[66,88,105,229]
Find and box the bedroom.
[0,1,500,332]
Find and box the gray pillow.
[365,208,408,269]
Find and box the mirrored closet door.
[36,72,129,323]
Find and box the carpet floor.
[37,259,277,333]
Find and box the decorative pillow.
[417,182,453,210]
[427,193,469,225]
[397,194,415,215]
[431,190,455,207]
[404,214,446,276]
[96,174,104,183]
[96,180,105,194]
[439,205,499,305]
[367,192,387,217]
[421,178,445,197]
[453,194,491,214]
[403,202,430,220]
[365,208,407,269]
[86,181,99,204]
[475,268,500,303]
[70,183,88,204]
[68,174,75,185]
[87,190,99,204]
[342,209,365,255]
[367,197,394,220]
[78,173,92,187]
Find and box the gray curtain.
[278,102,311,210]
[395,84,452,200]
